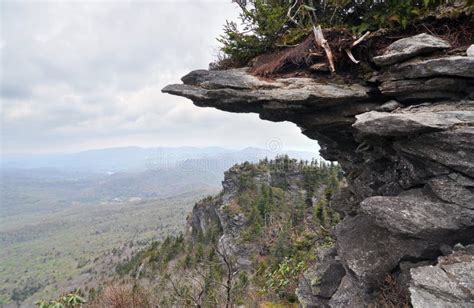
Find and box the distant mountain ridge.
[2,146,319,173]
[1,146,319,217]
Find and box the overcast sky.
[0,0,318,154]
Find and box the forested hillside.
[75,157,344,306]
[1,147,318,307]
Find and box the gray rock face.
[163,68,372,114]
[328,275,366,308]
[163,32,474,307]
[395,127,474,177]
[428,174,474,209]
[296,248,345,307]
[410,251,474,308]
[379,77,474,102]
[335,215,438,288]
[187,197,221,240]
[180,68,278,89]
[360,196,473,238]
[373,33,450,66]
[383,56,474,80]
[354,110,473,137]
[353,101,474,137]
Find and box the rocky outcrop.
[187,161,317,269]
[296,247,345,307]
[410,246,474,307]
[187,196,221,241]
[164,33,474,307]
[373,33,450,66]
[378,77,474,102]
[162,68,373,116]
[380,56,474,80]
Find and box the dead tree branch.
[345,31,371,64]
[312,25,336,73]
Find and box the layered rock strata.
[163,34,474,307]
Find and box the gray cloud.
[0,0,318,154]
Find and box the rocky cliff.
[163,34,474,307]
[187,159,340,272]
[156,158,343,305]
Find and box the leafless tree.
[165,271,206,307]
[194,243,241,308]
[216,244,237,308]
[164,242,241,307]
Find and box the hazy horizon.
[0,0,318,155]
[2,143,320,157]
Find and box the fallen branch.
[345,31,371,64]
[312,25,336,73]
[345,48,360,64]
[352,31,371,47]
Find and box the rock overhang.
[161,34,474,307]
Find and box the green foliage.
[116,234,187,276]
[262,257,306,299]
[35,290,85,308]
[110,157,345,305]
[218,0,453,65]
[241,200,264,241]
[218,0,291,65]
[272,227,293,262]
[232,271,250,305]
[257,184,275,223]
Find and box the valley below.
[0,193,212,306]
[0,146,316,306]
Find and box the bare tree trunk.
[312,25,336,73]
[217,245,234,308]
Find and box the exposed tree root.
[247,13,473,78]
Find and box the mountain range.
[1,146,319,217]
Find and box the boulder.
[395,127,474,177]
[360,195,472,238]
[398,261,433,294]
[410,251,474,308]
[180,68,278,89]
[335,215,438,287]
[427,175,474,209]
[328,275,367,308]
[296,248,346,307]
[298,248,345,299]
[353,109,474,137]
[373,33,450,66]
